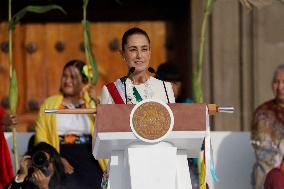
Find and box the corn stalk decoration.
[192,0,215,104]
[82,0,108,172]
[82,0,99,84]
[8,1,65,171]
[192,0,215,188]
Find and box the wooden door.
[0,21,167,131]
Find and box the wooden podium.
[92,102,208,189]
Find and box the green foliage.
[9,5,66,30]
[8,2,66,172]
[192,0,215,103]
[206,0,215,14]
[83,0,89,11]
[82,0,99,84]
[8,68,19,171]
[9,69,18,114]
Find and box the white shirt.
[56,104,91,135]
[100,76,175,104]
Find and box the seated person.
[251,64,284,189]
[264,156,284,189]
[5,142,74,189]
[156,61,193,103]
[35,60,103,188]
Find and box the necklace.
[125,77,154,104]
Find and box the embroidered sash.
[132,87,143,102]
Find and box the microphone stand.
[162,80,170,104]
[124,79,127,104]
[124,67,135,104]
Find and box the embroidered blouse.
[101,76,175,104]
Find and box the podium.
[44,99,233,188]
[92,101,208,189]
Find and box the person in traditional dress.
[156,61,193,103]
[251,64,284,189]
[98,27,176,188]
[34,60,103,188]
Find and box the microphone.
[147,67,170,103]
[147,67,156,74]
[124,67,135,104]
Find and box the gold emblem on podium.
[130,99,174,143]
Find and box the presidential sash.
[106,77,144,104]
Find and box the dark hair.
[156,61,182,82]
[122,27,150,51]
[27,142,65,184]
[1,96,9,109]
[63,59,88,84]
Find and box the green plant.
[192,0,215,104]
[8,1,65,171]
[82,0,99,84]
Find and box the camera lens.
[31,151,50,176]
[32,151,48,167]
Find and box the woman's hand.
[83,84,100,105]
[32,169,51,189]
[88,85,100,104]
[60,157,74,174]
[2,113,17,127]
[17,155,32,182]
[87,84,96,100]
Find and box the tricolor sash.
[106,77,144,104]
[106,81,124,104]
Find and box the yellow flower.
[83,65,93,79]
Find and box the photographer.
[5,142,71,189]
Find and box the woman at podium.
[99,27,176,188]
[100,27,175,105]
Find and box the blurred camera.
[31,151,50,176]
